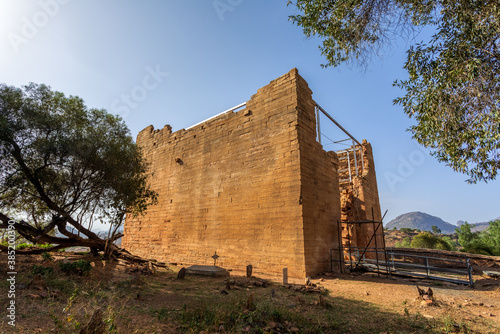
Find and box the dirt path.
[314,271,500,328]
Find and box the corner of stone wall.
[294,71,342,277]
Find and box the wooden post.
[282,268,288,285]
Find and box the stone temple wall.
[122,68,381,278]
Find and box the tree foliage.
[288,0,500,182]
[455,220,500,256]
[0,83,157,256]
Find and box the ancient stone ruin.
[122,69,384,279]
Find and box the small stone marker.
[177,267,186,280]
[246,265,253,278]
[247,293,255,311]
[283,268,288,285]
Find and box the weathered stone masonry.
[122,69,382,278]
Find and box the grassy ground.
[1,252,499,333]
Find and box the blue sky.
[1,0,498,226]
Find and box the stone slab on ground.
[186,265,230,278]
[483,271,500,278]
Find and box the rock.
[246,265,253,279]
[416,286,433,300]
[268,321,277,329]
[423,314,434,319]
[483,271,500,278]
[420,300,433,307]
[79,309,105,334]
[247,293,255,311]
[220,290,229,295]
[319,294,326,307]
[177,267,186,280]
[290,327,299,333]
[253,280,263,287]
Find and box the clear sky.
[1,0,498,226]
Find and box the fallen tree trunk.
[0,212,168,268]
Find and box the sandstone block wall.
[123,69,344,278]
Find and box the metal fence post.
[467,258,473,287]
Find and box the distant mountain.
[385,211,457,234]
[457,217,500,232]
[55,227,123,241]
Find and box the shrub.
[59,259,92,275]
[400,228,414,233]
[410,232,451,251]
[441,236,458,251]
[42,252,54,262]
[32,264,54,277]
[395,237,412,248]
[462,239,495,256]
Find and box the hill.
[385,211,457,234]
[458,217,500,232]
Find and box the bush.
[59,259,92,275]
[410,232,451,251]
[395,237,412,248]
[462,239,495,256]
[441,236,458,251]
[32,264,54,277]
[42,252,54,262]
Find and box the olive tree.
[0,83,157,259]
[288,0,500,182]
